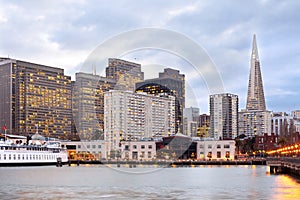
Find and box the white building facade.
[104,90,175,157]
[196,139,235,161]
[120,141,156,161]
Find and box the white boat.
[0,140,68,166]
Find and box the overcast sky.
[1,0,299,113]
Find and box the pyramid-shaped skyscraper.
[246,34,266,111]
[238,35,271,137]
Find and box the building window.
[224,144,230,148]
[141,145,145,149]
[207,152,212,159]
[208,145,212,149]
[87,145,90,149]
[226,151,230,158]
[98,145,101,149]
[125,145,129,150]
[133,145,137,149]
[132,152,138,159]
[148,145,152,149]
[217,151,221,158]
[199,145,204,148]
[217,144,221,148]
[92,145,96,149]
[77,145,81,149]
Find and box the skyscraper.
[136,68,185,133]
[106,58,144,91]
[104,90,175,156]
[72,72,116,140]
[239,35,271,137]
[246,34,266,111]
[183,107,199,136]
[209,93,238,140]
[0,58,73,140]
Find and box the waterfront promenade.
[68,158,267,166]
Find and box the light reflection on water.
[0,165,299,200]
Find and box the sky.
[1,0,300,113]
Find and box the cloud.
[1,0,300,113]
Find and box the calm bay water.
[0,165,299,200]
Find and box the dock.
[267,157,300,178]
[68,158,266,166]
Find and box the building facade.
[197,114,210,138]
[271,112,294,136]
[209,93,238,140]
[239,110,271,137]
[62,140,108,160]
[106,58,144,91]
[72,72,116,140]
[104,90,175,157]
[183,107,199,136]
[120,140,156,160]
[0,58,72,140]
[136,68,185,133]
[292,110,300,120]
[196,139,235,161]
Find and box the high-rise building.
[136,68,185,133]
[104,90,175,156]
[239,111,271,137]
[106,58,144,91]
[197,114,210,138]
[209,93,238,140]
[239,35,271,137]
[246,34,266,111]
[183,107,199,136]
[72,72,116,140]
[0,58,73,139]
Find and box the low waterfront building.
[196,139,235,161]
[254,133,278,152]
[62,140,107,160]
[120,140,156,161]
[155,134,196,160]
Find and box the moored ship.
[0,134,68,166]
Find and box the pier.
[267,157,300,177]
[68,158,266,166]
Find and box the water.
[0,165,299,200]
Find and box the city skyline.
[1,1,300,113]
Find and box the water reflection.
[0,165,299,200]
[272,175,300,200]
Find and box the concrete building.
[120,140,156,160]
[271,112,294,136]
[239,35,271,137]
[72,72,116,140]
[209,93,238,140]
[0,58,73,140]
[104,90,175,158]
[136,68,185,133]
[62,140,108,160]
[196,139,235,160]
[106,58,144,91]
